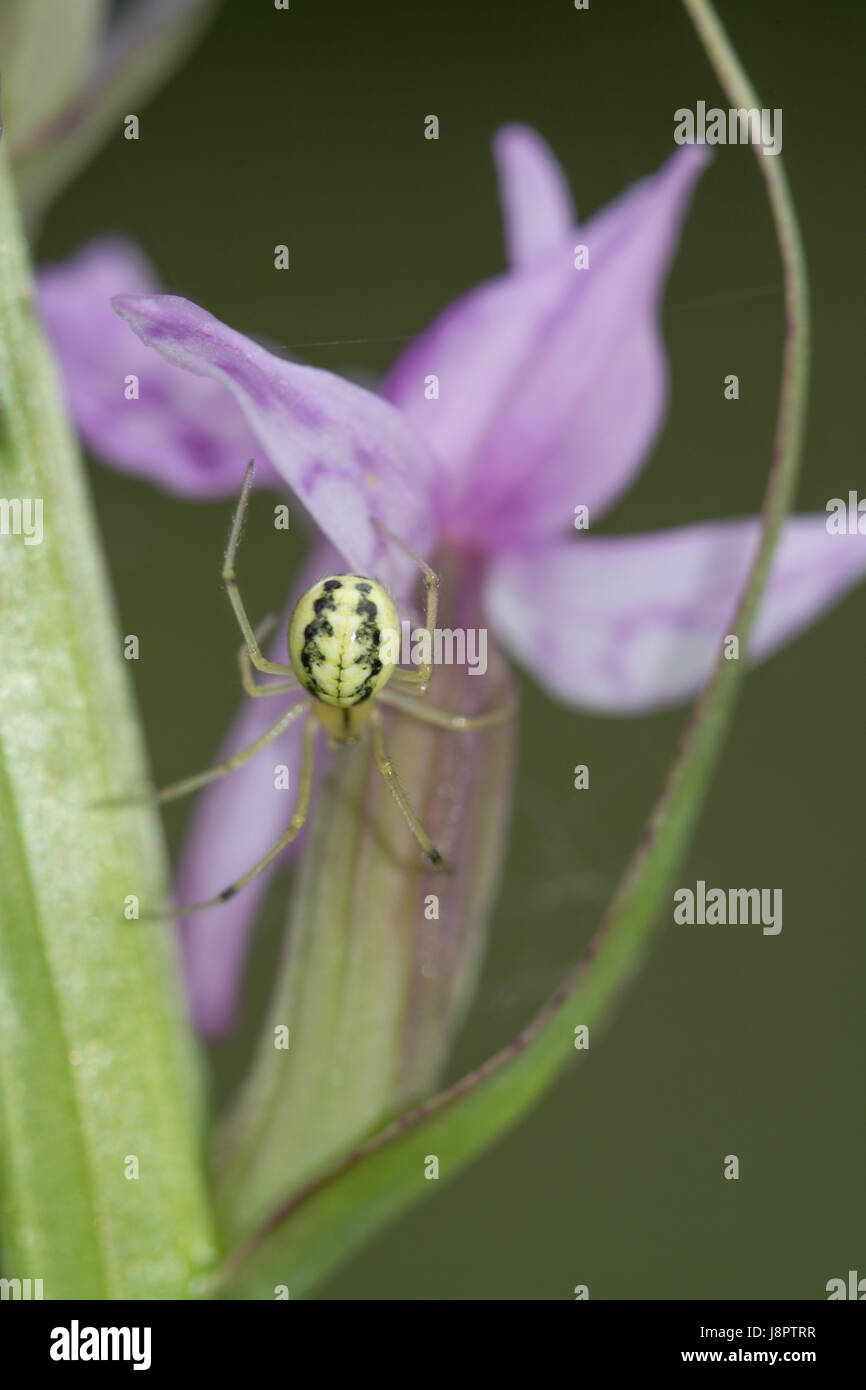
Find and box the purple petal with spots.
[112,293,440,592]
[37,238,281,496]
[484,516,866,713]
[493,123,575,268]
[383,145,708,551]
[177,539,341,1036]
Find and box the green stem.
[680,0,809,561]
[0,144,217,1297]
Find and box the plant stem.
[0,143,217,1297]
[679,0,809,564]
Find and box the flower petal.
[492,123,575,267]
[484,517,866,713]
[383,146,708,551]
[113,293,439,591]
[37,238,280,496]
[176,540,340,1036]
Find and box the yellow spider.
[154,462,512,913]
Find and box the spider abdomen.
[288,574,400,711]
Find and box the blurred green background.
[37,0,864,1299]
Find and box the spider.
[153,461,513,914]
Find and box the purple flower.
[38,238,283,497]
[38,125,866,1036]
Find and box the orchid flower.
[37,124,866,1057]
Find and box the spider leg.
[154,698,307,804]
[377,685,515,731]
[222,462,294,676]
[372,518,439,693]
[147,711,317,917]
[238,617,298,697]
[369,705,445,868]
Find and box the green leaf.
[214,0,809,1300]
[0,144,217,1297]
